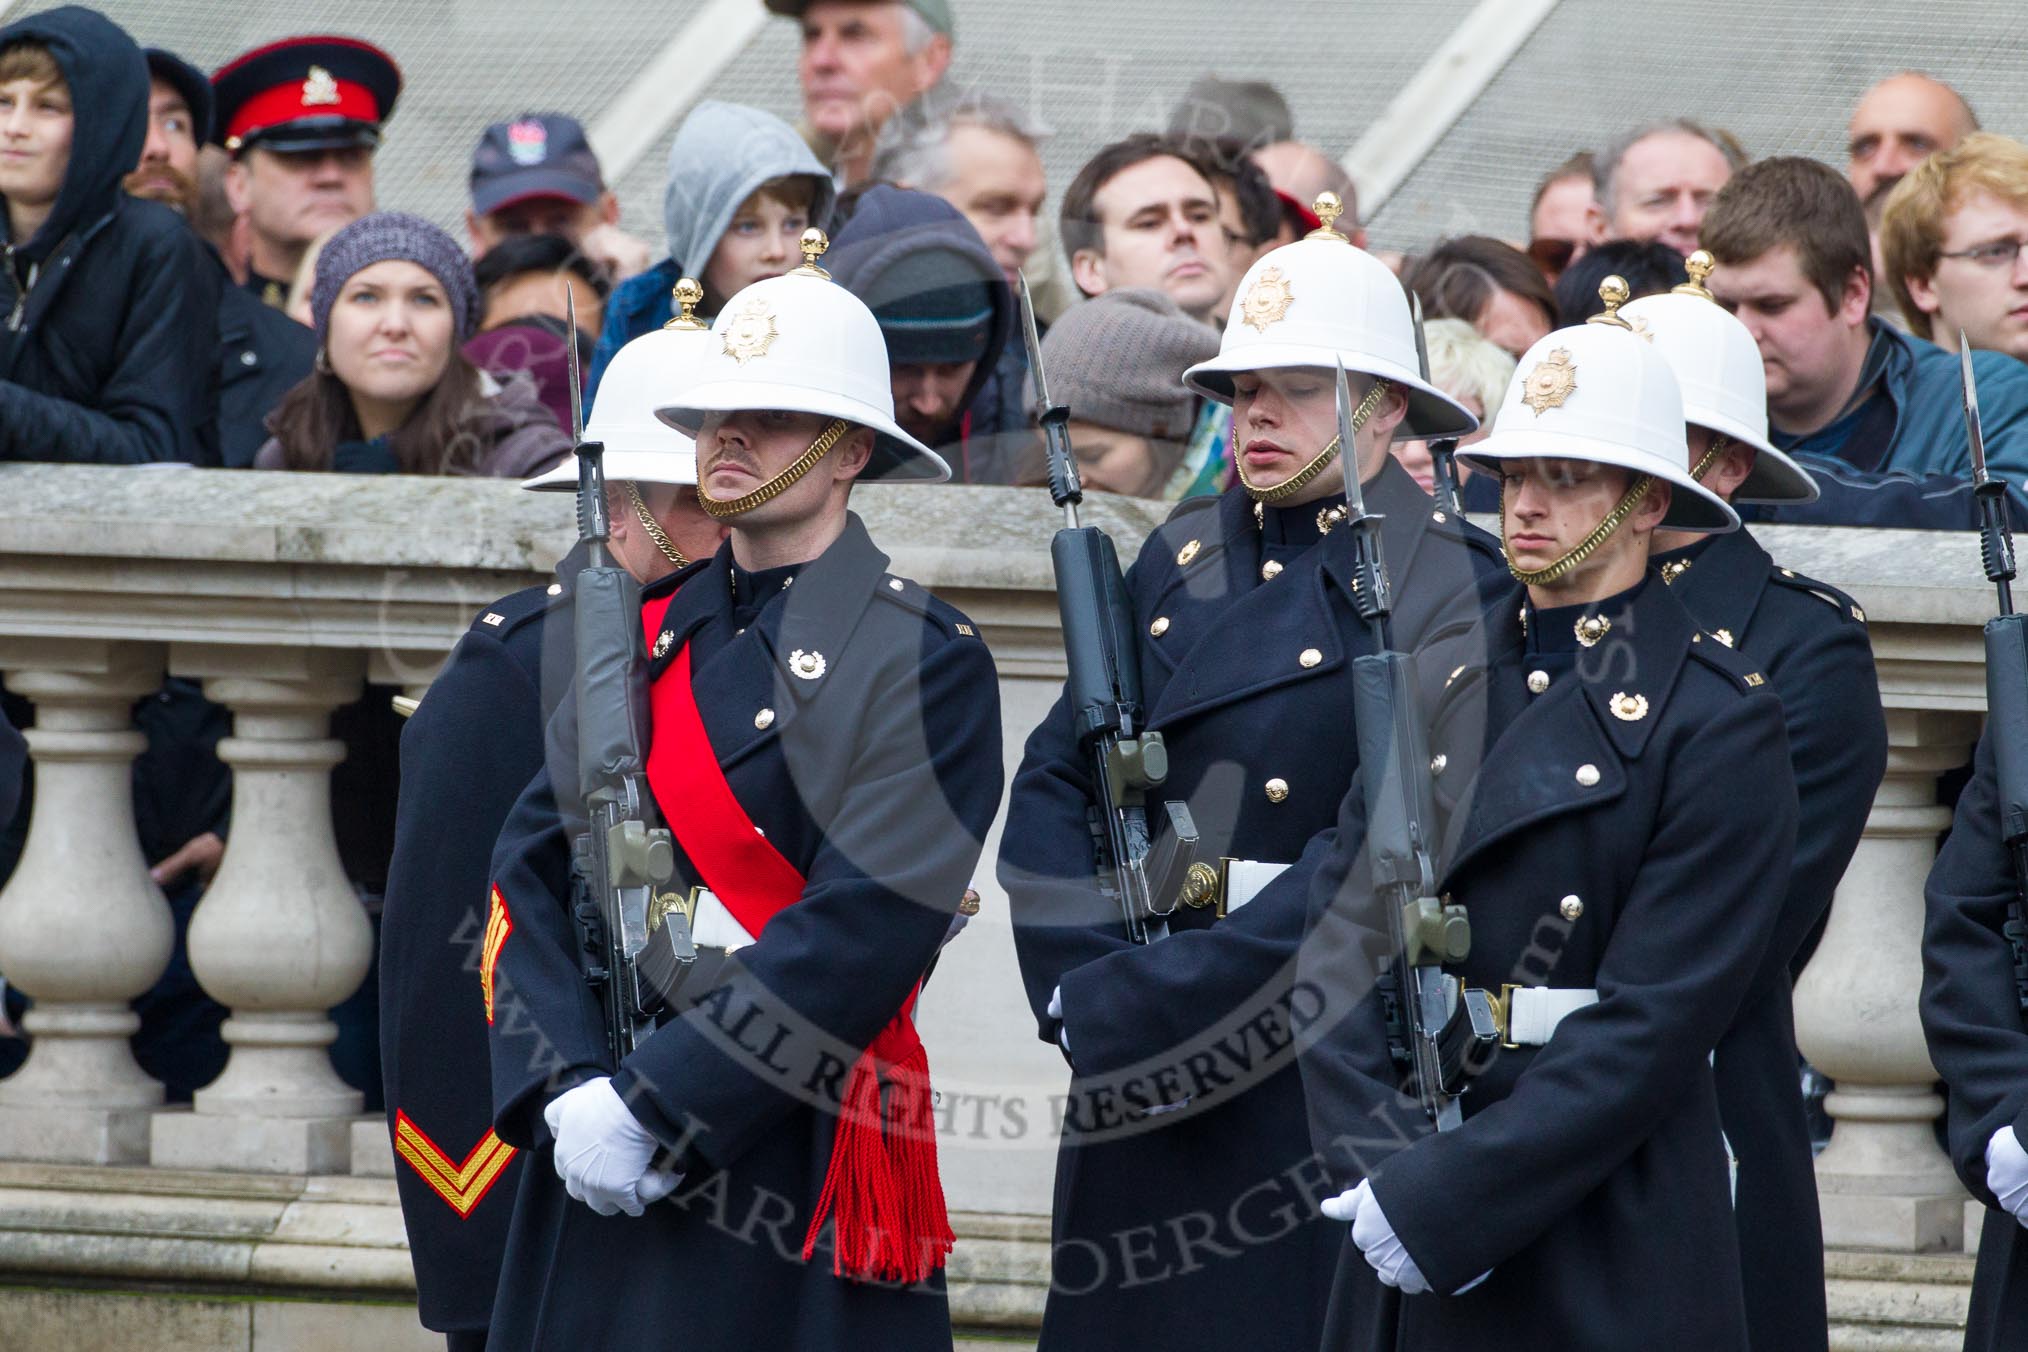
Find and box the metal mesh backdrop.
[27,0,2028,255]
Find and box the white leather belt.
[1223,860,1289,915]
[1499,985,1599,1047]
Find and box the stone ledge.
[1826,1248,1975,1351]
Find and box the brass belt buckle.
[1494,983,1522,1050]
[648,884,707,934]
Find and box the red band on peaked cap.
[212,35,402,148]
[223,79,381,147]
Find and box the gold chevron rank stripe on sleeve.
[393,1110,517,1217]
[482,885,512,1024]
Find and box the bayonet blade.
[1337,357,1370,520]
[1018,271,1051,413]
[566,284,586,444]
[1964,334,1991,485]
[1410,291,1433,384]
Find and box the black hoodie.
[0,6,217,464]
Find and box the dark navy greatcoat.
[379,557,581,1336]
[1303,575,1797,1352]
[999,459,1507,1352]
[1921,732,2028,1352]
[486,513,1001,1352]
[1655,530,1884,1352]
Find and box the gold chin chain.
[626,481,687,567]
[1239,380,1390,506]
[1500,472,1655,586]
[1688,432,1734,483]
[696,418,850,520]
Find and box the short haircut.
[1422,316,1516,418]
[1059,133,1218,263]
[1701,156,1872,312]
[867,90,1043,192]
[1552,238,1688,325]
[1879,132,2028,330]
[1405,235,1558,333]
[1597,119,1747,215]
[472,231,611,303]
[0,40,63,93]
[1185,136,1281,247]
[1531,151,1597,215]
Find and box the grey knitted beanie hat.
[311,211,481,344]
[1040,288,1219,441]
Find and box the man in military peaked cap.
[212,35,399,309]
[483,233,1002,1351]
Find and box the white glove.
[1988,1125,2028,1223]
[1323,1179,1492,1295]
[543,1078,676,1217]
[1047,985,1070,1055]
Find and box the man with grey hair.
[869,90,1047,288]
[766,0,953,187]
[1589,118,1745,256]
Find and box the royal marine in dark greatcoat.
[1625,263,1885,1352]
[999,196,1507,1352]
[1308,316,1799,1351]
[379,308,722,1351]
[483,238,1001,1352]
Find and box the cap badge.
[302,66,342,107]
[723,296,780,365]
[507,120,549,166]
[1520,347,1578,416]
[1240,266,1295,333]
[1610,691,1649,722]
[789,649,827,681]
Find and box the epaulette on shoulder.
[1768,563,1868,626]
[876,573,987,644]
[468,581,556,641]
[1687,628,1772,695]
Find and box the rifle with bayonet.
[1019,274,1204,945]
[1409,293,1465,518]
[562,290,690,1063]
[1960,338,2028,1012]
[1333,360,1497,1129]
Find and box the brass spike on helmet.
[1307,191,1349,243]
[790,227,832,279]
[665,277,707,331]
[1587,275,1633,330]
[1673,250,1717,302]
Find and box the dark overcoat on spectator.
[0,6,218,465]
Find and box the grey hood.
[662,101,835,281]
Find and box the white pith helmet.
[523,283,710,492]
[1620,254,1818,505]
[1183,195,1478,441]
[1460,321,1739,533]
[655,232,951,484]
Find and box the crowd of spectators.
[5,0,2028,1087]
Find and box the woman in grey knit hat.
[1022,288,1221,498]
[256,211,571,477]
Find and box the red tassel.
[802,1019,953,1284]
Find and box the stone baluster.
[1794,708,1980,1251]
[0,639,172,1163]
[150,647,371,1175]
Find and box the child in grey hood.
[585,101,834,400]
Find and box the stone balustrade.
[0,464,2001,1348]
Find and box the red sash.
[638,592,953,1284]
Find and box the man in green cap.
[765,0,952,187]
